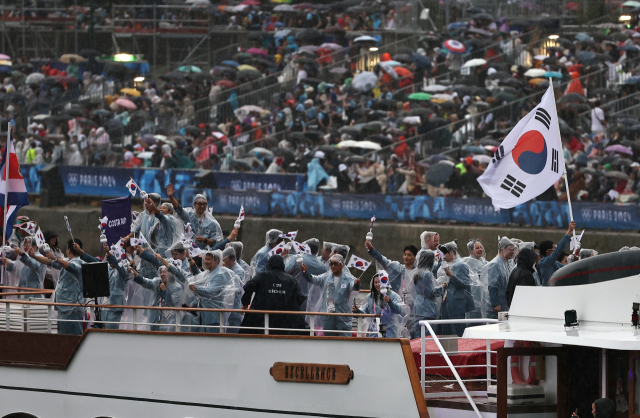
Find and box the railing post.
[487,339,491,387]
[47,305,52,333]
[175,310,181,332]
[5,301,9,331]
[90,306,95,328]
[309,315,315,336]
[421,323,425,393]
[132,308,137,331]
[264,313,269,335]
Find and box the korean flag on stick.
[125,178,139,197]
[347,254,371,272]
[477,84,563,210]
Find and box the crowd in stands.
[1,2,640,204]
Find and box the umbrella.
[613,158,633,167]
[221,60,240,67]
[366,135,393,146]
[344,155,367,163]
[408,92,431,101]
[605,171,629,180]
[479,137,500,146]
[425,161,454,186]
[273,29,292,39]
[371,99,398,111]
[115,98,137,110]
[237,64,258,72]
[473,155,492,164]
[543,71,562,79]
[605,144,633,155]
[352,72,378,92]
[423,84,448,92]
[409,54,431,69]
[274,4,295,11]
[0,54,10,60]
[461,145,488,155]
[237,70,262,80]
[215,80,236,88]
[462,58,487,68]
[590,88,615,97]
[25,72,45,84]
[623,0,640,7]
[442,40,466,54]
[295,29,323,44]
[90,109,112,117]
[558,93,587,103]
[524,68,546,77]
[177,65,202,73]
[620,45,640,52]
[336,140,381,150]
[59,54,85,64]
[575,33,593,42]
[120,88,141,97]
[354,35,377,43]
[329,67,348,74]
[246,48,268,56]
[75,117,98,128]
[159,71,185,81]
[319,43,342,51]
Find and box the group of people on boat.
[0,182,617,337]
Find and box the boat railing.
[0,292,381,337]
[419,318,500,418]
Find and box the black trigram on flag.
[500,174,526,198]
[492,145,505,165]
[535,108,551,130]
[551,148,559,173]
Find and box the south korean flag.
[478,85,564,210]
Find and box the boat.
[1,265,638,418]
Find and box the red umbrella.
[443,39,466,54]
[246,47,268,56]
[240,0,260,4]
[215,80,237,88]
[115,98,137,110]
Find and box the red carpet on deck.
[410,338,505,377]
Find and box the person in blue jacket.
[32,239,86,335]
[438,242,474,337]
[407,249,446,339]
[538,221,575,286]
[167,184,223,249]
[354,271,405,338]
[3,237,47,296]
[251,229,283,276]
[482,237,516,319]
[300,254,360,337]
[365,240,417,295]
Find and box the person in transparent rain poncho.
[300,254,361,337]
[438,241,474,337]
[226,241,252,281]
[516,241,541,285]
[331,244,350,261]
[2,236,47,297]
[102,243,135,329]
[129,262,185,332]
[460,239,489,319]
[364,239,418,297]
[406,249,446,339]
[128,193,162,281]
[354,271,410,338]
[482,237,516,319]
[251,229,283,276]
[184,250,242,333]
[283,238,327,313]
[166,184,223,249]
[319,241,334,269]
[221,246,246,332]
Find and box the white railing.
[419,318,500,418]
[0,296,380,337]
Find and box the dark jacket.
[506,248,538,307]
[239,255,308,335]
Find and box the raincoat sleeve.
[80,252,98,263]
[449,263,472,289]
[211,238,230,251]
[387,291,403,315]
[539,234,570,286]
[175,205,190,224]
[303,271,325,287]
[155,211,171,230]
[190,262,201,275]
[133,274,157,291]
[487,262,504,308]
[168,264,187,284]
[139,249,162,268]
[4,260,14,272]
[369,248,402,290]
[194,275,228,299]
[19,254,40,273]
[106,254,127,279]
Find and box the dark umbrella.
[425,161,454,186]
[371,99,398,111]
[79,48,102,58]
[406,108,431,117]
[479,137,500,146]
[295,28,323,44]
[558,93,587,103]
[105,118,124,131]
[160,71,186,81]
[236,70,262,80]
[590,88,616,97]
[366,135,393,146]
[75,117,98,127]
[90,109,112,117]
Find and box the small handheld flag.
[347,254,371,272]
[268,241,287,256]
[34,228,46,247]
[172,258,183,270]
[64,216,74,241]
[184,222,194,239]
[280,231,298,241]
[125,178,139,197]
[189,241,205,257]
[237,204,245,222]
[370,215,376,231]
[378,270,390,295]
[292,240,311,255]
[18,221,36,235]
[570,229,585,251]
[99,216,108,233]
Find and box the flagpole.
[2,123,10,246]
[550,78,577,243]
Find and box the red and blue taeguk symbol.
[355,261,364,267]
[512,130,547,175]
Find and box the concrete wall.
[18,206,640,286]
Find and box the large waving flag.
[0,129,29,240]
[478,85,563,209]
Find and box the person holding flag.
[2,236,47,296]
[284,238,327,312]
[353,271,407,338]
[166,184,223,250]
[364,240,418,296]
[437,241,474,337]
[0,124,29,252]
[405,249,446,339]
[251,229,283,275]
[300,254,360,337]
